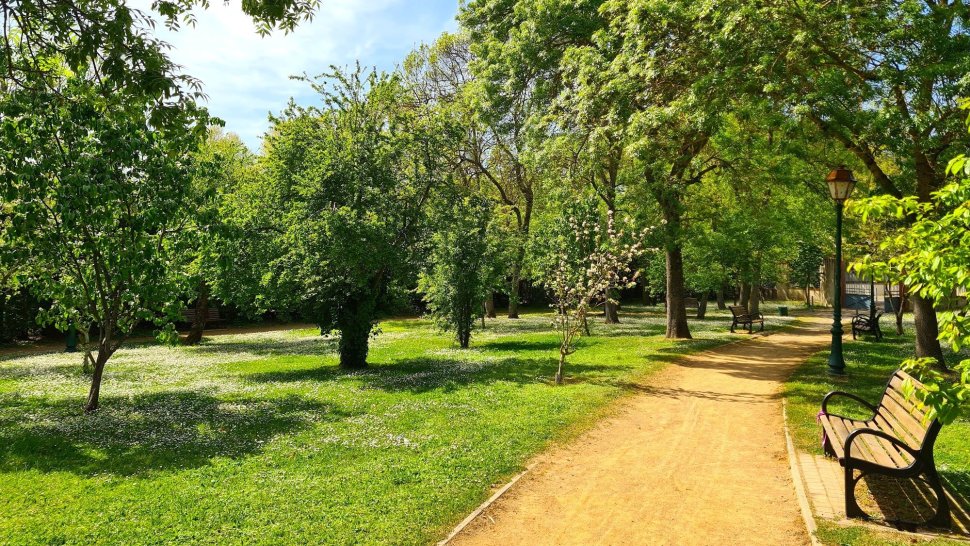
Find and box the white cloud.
[132,0,459,150]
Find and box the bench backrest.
[183,307,221,322]
[875,370,941,451]
[728,305,749,318]
[683,297,699,309]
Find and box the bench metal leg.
[924,467,951,529]
[844,466,868,520]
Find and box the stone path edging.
[783,399,823,546]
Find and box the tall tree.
[761,0,970,364]
[418,195,496,348]
[180,128,257,345]
[0,72,208,412]
[459,1,601,318]
[259,67,446,368]
[569,0,746,338]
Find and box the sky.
[139,0,460,150]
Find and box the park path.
[449,316,832,546]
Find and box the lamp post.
[826,166,857,375]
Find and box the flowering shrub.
[536,200,646,384]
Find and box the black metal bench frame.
[820,370,950,529]
[852,311,884,341]
[728,305,763,333]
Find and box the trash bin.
[778,306,789,317]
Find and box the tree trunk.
[716,284,727,310]
[740,283,751,311]
[555,351,566,385]
[912,294,945,369]
[604,288,620,324]
[665,247,692,339]
[84,343,114,413]
[895,293,905,335]
[697,295,709,319]
[338,296,375,369]
[484,293,496,319]
[183,282,210,346]
[508,260,523,319]
[805,284,812,308]
[458,329,470,349]
[748,263,762,316]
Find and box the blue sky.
[142,1,460,150]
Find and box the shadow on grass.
[245,356,635,394]
[0,362,86,381]
[188,336,340,358]
[479,339,562,352]
[0,391,339,476]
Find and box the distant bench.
[728,305,763,333]
[819,370,949,528]
[851,311,884,341]
[181,307,224,327]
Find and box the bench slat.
[820,414,912,469]
[879,400,928,446]
[884,388,928,425]
[858,423,914,469]
[820,415,847,458]
[872,413,921,452]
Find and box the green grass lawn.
[0,305,793,545]
[783,317,970,545]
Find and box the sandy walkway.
[450,316,832,546]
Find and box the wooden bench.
[181,307,224,327]
[728,305,763,333]
[683,297,698,310]
[819,370,949,528]
[852,311,884,341]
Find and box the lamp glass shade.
[826,166,857,202]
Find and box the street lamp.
[826,166,857,375]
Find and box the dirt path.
[449,316,833,546]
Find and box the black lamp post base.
[827,358,846,375]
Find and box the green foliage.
[417,196,496,348]
[179,129,261,310]
[790,241,824,291]
[2,0,319,98]
[850,108,970,423]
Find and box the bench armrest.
[822,390,878,417]
[844,428,919,463]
